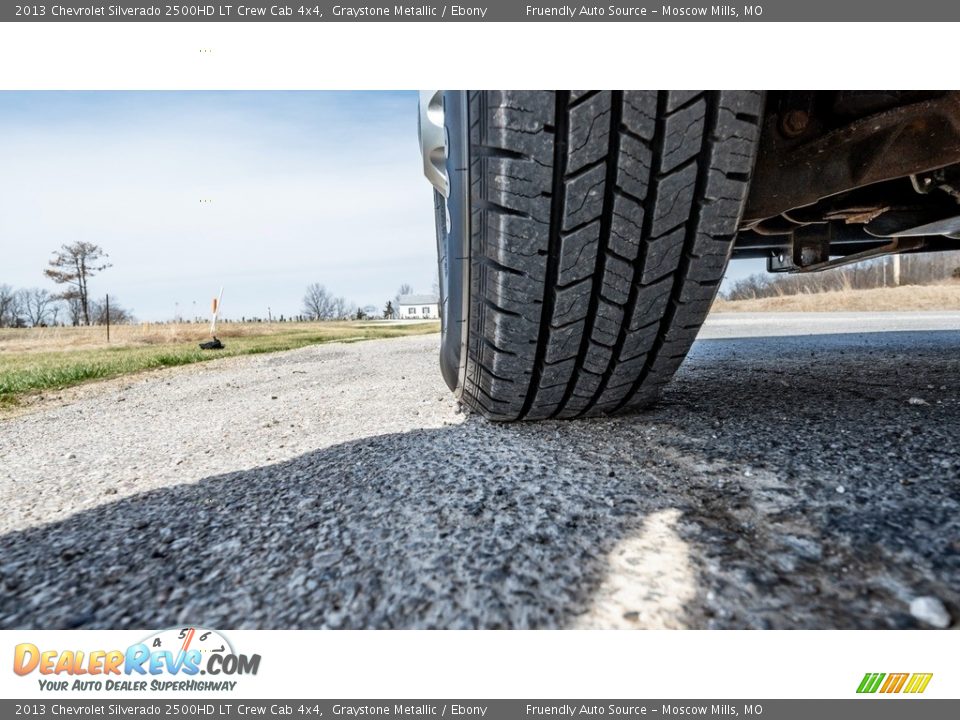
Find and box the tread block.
[532,383,567,406]
[628,276,673,330]
[651,162,698,237]
[486,212,549,263]
[562,164,606,230]
[480,91,555,164]
[600,255,633,305]
[582,342,614,375]
[552,278,592,326]
[678,281,721,303]
[544,322,585,364]
[592,300,624,346]
[567,91,613,174]
[640,227,685,284]
[609,195,645,261]
[557,221,600,285]
[665,90,702,113]
[661,98,707,173]
[618,323,659,362]
[621,91,657,141]
[616,134,652,201]
[480,265,544,305]
[539,357,577,388]
[483,156,552,222]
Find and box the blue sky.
[0,91,437,321]
[0,91,762,322]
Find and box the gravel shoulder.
[1,314,958,629]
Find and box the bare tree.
[303,283,335,320]
[395,283,413,303]
[0,284,22,328]
[302,283,357,321]
[331,296,349,320]
[394,283,413,319]
[331,295,345,320]
[66,296,84,327]
[89,296,135,325]
[44,242,112,326]
[49,302,62,327]
[20,287,57,327]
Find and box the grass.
[712,282,960,313]
[0,320,439,407]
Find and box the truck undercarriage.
[737,91,960,273]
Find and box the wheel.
[432,91,763,420]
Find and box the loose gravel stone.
[909,596,952,628]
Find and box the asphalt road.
[1,312,958,629]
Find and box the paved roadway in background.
[1,312,957,629]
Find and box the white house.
[397,294,439,319]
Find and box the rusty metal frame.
[743,92,960,225]
[767,237,926,274]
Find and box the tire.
[435,90,763,421]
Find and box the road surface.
[1,312,958,629]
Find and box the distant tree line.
[725,251,960,301]
[301,282,426,321]
[0,242,134,328]
[0,284,134,328]
[302,283,358,321]
[5,239,432,328]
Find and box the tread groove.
[583,91,668,414]
[518,91,570,420]
[474,199,536,220]
[615,92,719,412]
[555,92,623,417]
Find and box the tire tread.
[459,90,762,420]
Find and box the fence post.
[106,293,110,342]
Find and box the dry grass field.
[0,320,439,406]
[713,283,960,313]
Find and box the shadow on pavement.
[1,330,958,629]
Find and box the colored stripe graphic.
[857,673,885,693]
[881,673,909,693]
[904,673,934,694]
[857,672,933,694]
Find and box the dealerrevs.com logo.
[13,627,260,693]
[857,672,933,694]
